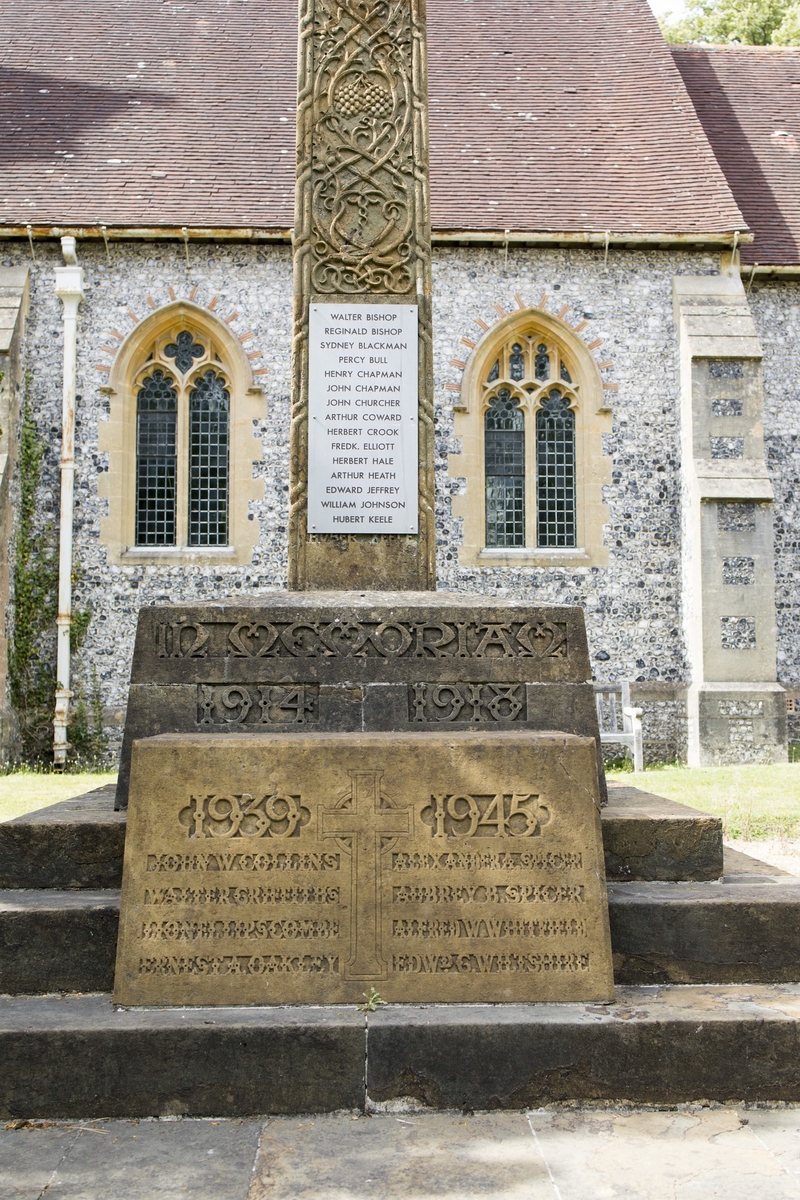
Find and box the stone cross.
[290,0,435,591]
[321,769,412,979]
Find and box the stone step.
[0,889,120,995]
[602,780,723,882]
[1,850,796,995]
[0,785,124,890]
[0,779,723,890]
[2,984,800,1118]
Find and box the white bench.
[594,681,643,773]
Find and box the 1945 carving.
[421,794,551,839]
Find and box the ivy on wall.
[8,382,105,766]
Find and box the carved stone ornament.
[301,0,423,295]
[290,0,435,590]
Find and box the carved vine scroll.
[290,0,435,590]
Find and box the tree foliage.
[660,0,800,44]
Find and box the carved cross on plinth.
[321,770,412,980]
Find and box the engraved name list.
[307,304,419,534]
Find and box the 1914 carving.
[197,685,318,726]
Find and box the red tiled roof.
[0,0,744,236]
[673,45,800,265]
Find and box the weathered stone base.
[3,986,800,1117]
[693,683,788,766]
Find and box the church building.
[1,0,799,767]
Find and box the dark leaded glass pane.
[487,359,500,383]
[189,369,230,546]
[509,343,525,381]
[535,343,550,381]
[136,370,177,545]
[536,388,576,547]
[560,362,572,383]
[485,388,524,432]
[485,389,524,546]
[165,330,205,374]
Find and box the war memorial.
[1,0,800,1118]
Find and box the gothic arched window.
[101,301,266,567]
[481,333,577,549]
[132,326,231,547]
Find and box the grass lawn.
[607,762,800,840]
[0,771,117,823]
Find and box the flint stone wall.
[749,280,800,742]
[0,240,751,763]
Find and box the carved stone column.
[289,0,435,591]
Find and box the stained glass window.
[487,359,500,383]
[535,344,550,381]
[536,389,576,547]
[485,389,525,546]
[189,370,230,546]
[509,343,525,381]
[136,369,177,545]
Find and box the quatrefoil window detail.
[164,331,205,374]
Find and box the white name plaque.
[307,303,418,534]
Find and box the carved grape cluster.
[335,76,392,119]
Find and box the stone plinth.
[113,731,613,1006]
[116,592,605,809]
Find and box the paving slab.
[3,1108,800,1199]
[45,1117,262,1200]
[527,1106,800,1200]
[746,1108,800,1182]
[249,1111,553,1199]
[0,1121,81,1200]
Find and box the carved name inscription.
[114,732,613,1005]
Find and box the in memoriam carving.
[114,731,614,1005]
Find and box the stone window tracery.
[101,300,265,568]
[481,332,578,549]
[132,326,231,548]
[451,308,610,569]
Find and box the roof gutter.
[0,226,293,242]
[740,262,800,280]
[431,230,752,247]
[0,226,751,248]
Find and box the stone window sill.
[120,546,238,565]
[478,546,591,566]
